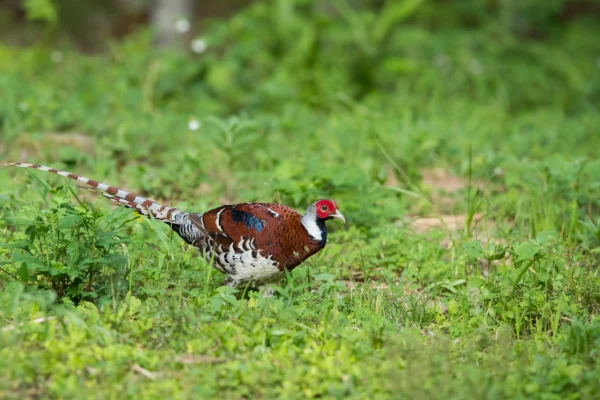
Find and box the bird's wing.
[188,203,296,252]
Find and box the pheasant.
[5,163,345,288]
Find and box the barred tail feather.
[6,162,203,244]
[99,191,200,244]
[4,162,182,224]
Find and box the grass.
[0,1,600,398]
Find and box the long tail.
[4,162,188,225]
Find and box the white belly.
[202,238,283,287]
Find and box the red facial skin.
[315,199,338,219]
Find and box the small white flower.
[468,59,483,75]
[191,38,208,54]
[433,54,450,69]
[188,118,200,131]
[51,50,63,63]
[175,18,190,34]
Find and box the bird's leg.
[258,284,276,298]
[222,275,237,287]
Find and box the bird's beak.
[331,209,346,223]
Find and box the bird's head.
[312,199,346,223]
[302,199,345,244]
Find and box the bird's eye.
[321,205,328,212]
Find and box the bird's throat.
[301,214,328,247]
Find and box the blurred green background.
[1,0,600,398]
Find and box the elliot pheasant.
[5,163,345,288]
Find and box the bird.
[4,162,346,289]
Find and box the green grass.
[1,1,600,398]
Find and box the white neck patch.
[301,214,322,241]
